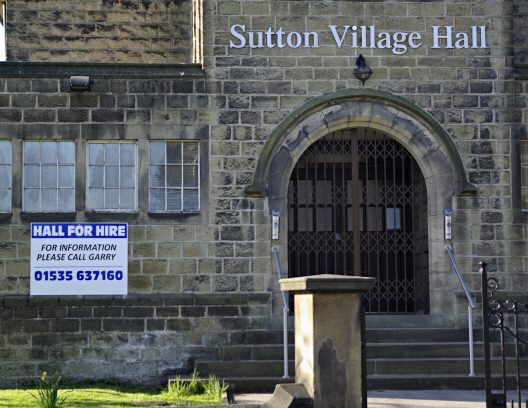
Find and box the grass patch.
[0,383,226,407]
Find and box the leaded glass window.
[87,142,137,211]
[23,141,75,212]
[149,141,200,212]
[0,140,11,212]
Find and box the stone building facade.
[0,0,527,386]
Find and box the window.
[0,140,11,212]
[87,142,137,211]
[149,141,199,212]
[23,141,75,212]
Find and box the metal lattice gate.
[288,128,429,313]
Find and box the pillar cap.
[279,274,376,293]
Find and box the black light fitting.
[354,54,373,86]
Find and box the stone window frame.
[86,141,139,213]
[0,1,5,62]
[148,140,200,214]
[9,134,208,224]
[0,139,11,212]
[22,140,76,213]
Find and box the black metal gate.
[481,261,528,408]
[288,128,429,313]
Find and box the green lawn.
[0,385,225,407]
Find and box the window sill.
[84,211,139,221]
[21,212,76,222]
[148,211,200,219]
[0,212,11,222]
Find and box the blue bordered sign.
[30,223,128,296]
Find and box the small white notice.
[30,223,128,296]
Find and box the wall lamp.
[69,75,91,91]
[354,54,373,86]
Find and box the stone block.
[157,243,183,258]
[102,318,145,332]
[128,275,153,292]
[181,306,206,317]
[152,275,181,292]
[166,318,191,331]
[239,275,255,292]
[213,275,238,292]
[50,318,80,333]
[173,226,196,241]
[70,94,98,108]
[0,109,22,122]
[143,259,169,274]
[207,306,239,317]
[169,259,197,275]
[182,275,210,292]
[58,109,89,122]
[123,307,155,318]
[91,109,125,122]
[133,243,156,258]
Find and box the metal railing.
[272,246,290,379]
[481,261,528,408]
[445,245,476,377]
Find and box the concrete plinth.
[280,274,375,408]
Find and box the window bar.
[296,162,300,277]
[316,136,322,276]
[380,134,388,312]
[165,142,169,211]
[372,133,382,311]
[55,144,59,212]
[351,130,360,279]
[332,133,337,276]
[103,144,107,210]
[181,141,184,211]
[342,131,347,275]
[402,141,408,312]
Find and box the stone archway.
[248,89,475,317]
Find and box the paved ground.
[234,390,528,407]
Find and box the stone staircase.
[193,317,528,392]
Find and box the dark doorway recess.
[288,128,429,313]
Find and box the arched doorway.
[247,89,475,317]
[287,128,429,313]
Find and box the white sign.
[30,223,128,296]
[229,25,487,55]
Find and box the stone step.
[221,344,296,361]
[365,328,475,343]
[201,356,528,378]
[367,374,528,390]
[227,328,477,345]
[369,357,528,375]
[195,360,296,378]
[197,356,528,379]
[229,330,295,345]
[221,342,482,361]
[220,342,520,362]
[196,327,528,392]
[222,377,295,394]
[367,342,484,358]
[195,374,528,393]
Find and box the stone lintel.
[279,274,375,293]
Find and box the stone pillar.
[279,274,375,408]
